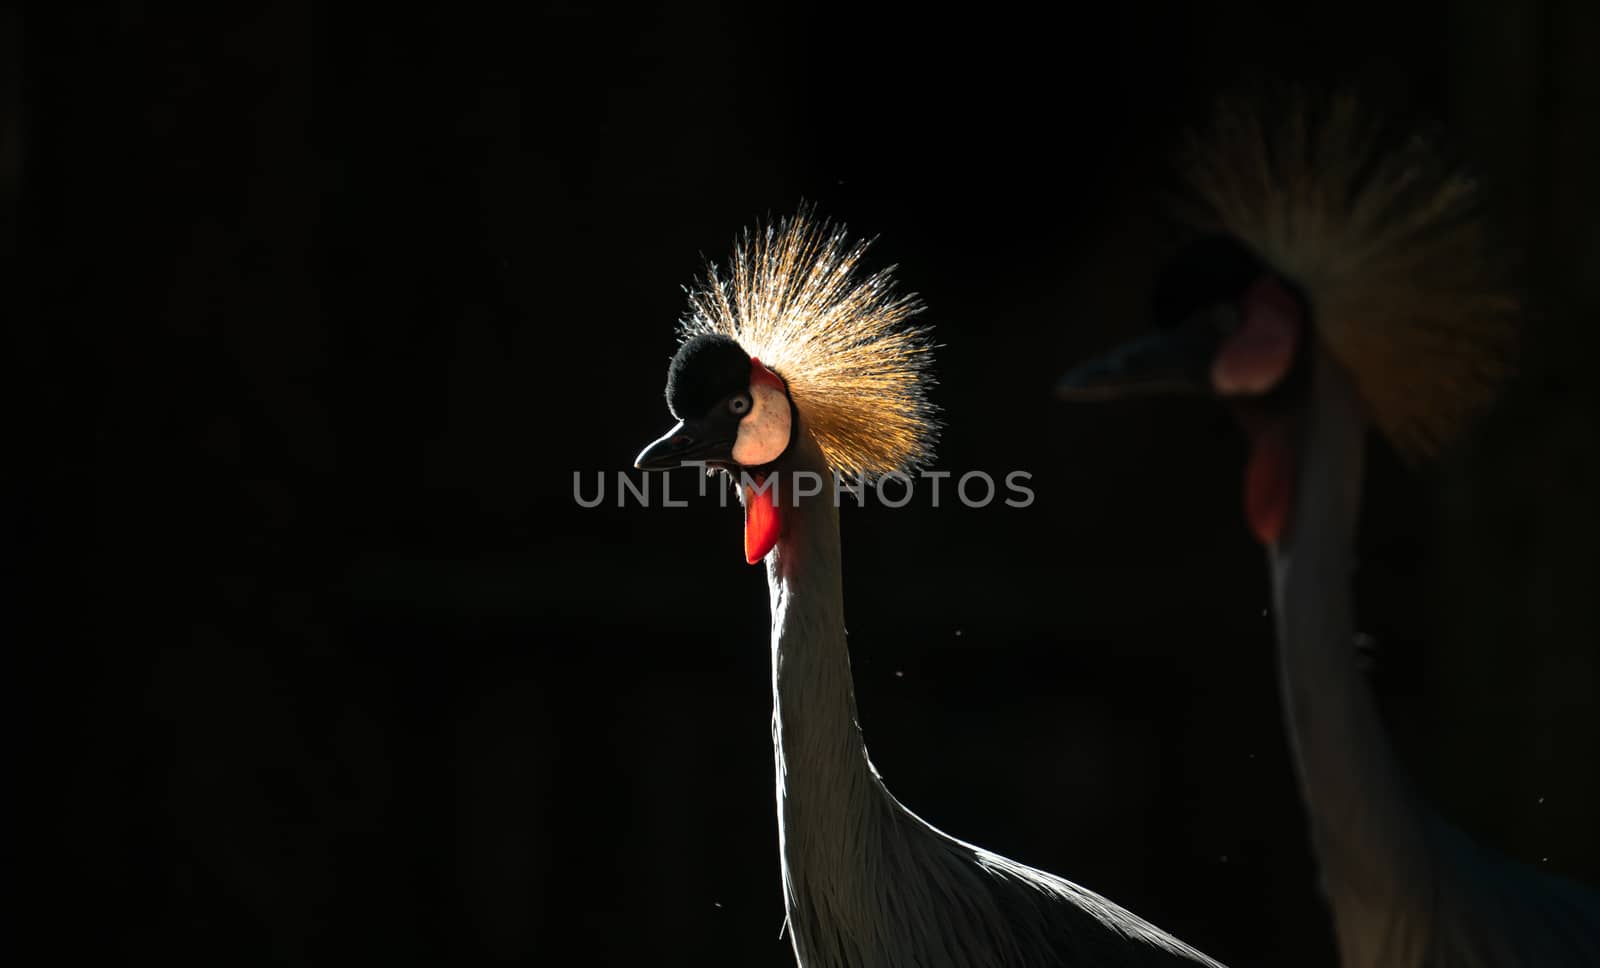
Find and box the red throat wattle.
[1243,415,1294,546]
[1219,277,1304,547]
[743,474,781,564]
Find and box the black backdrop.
[11,3,1599,965]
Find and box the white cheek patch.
[731,380,791,466]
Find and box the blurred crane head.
[1058,92,1520,546]
[1058,234,1314,545]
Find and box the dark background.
[10,2,1598,964]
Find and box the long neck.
[758,429,1234,968]
[1267,354,1435,966]
[762,429,890,958]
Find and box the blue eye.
[729,394,751,416]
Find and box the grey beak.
[1055,306,1234,402]
[634,419,734,470]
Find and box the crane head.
[1058,92,1519,547]
[1058,235,1310,546]
[635,333,795,475]
[636,333,796,563]
[635,207,940,564]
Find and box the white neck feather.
[763,429,895,966]
[1268,353,1436,966]
[759,426,1231,968]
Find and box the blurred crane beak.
[634,419,735,470]
[1054,306,1235,401]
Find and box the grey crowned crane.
[635,212,1229,967]
[1059,95,1600,967]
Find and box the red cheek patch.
[744,474,782,564]
[1212,277,1302,396]
[750,357,786,391]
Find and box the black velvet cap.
[665,333,751,419]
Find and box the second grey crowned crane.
[1059,95,1600,967]
[635,211,1228,967]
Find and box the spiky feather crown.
[679,208,940,478]
[1180,93,1520,458]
